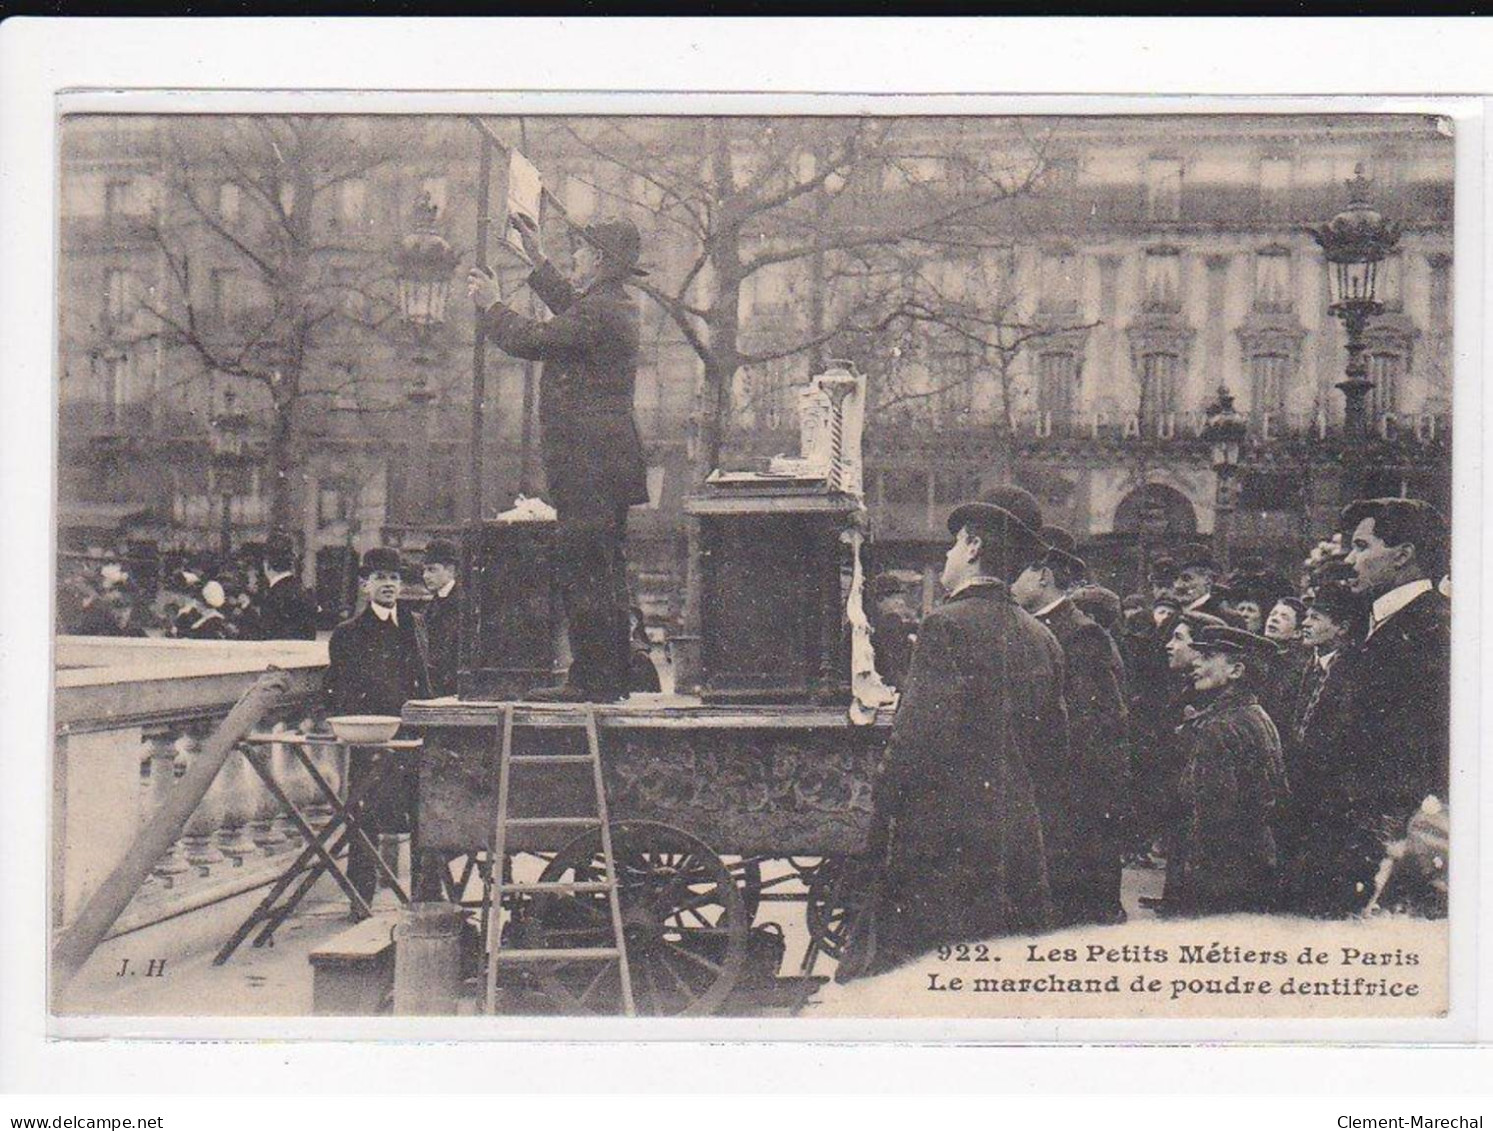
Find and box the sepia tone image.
[50,109,1454,1024]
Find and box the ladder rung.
[493,947,621,962]
[500,880,613,894]
[509,754,595,765]
[503,816,601,828]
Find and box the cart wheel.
[805,855,874,962]
[519,820,749,1016]
[729,857,764,923]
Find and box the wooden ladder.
[483,703,636,1016]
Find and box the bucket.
[392,902,464,1015]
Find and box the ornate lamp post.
[1202,384,1246,573]
[392,193,459,532]
[209,388,251,559]
[1309,165,1402,441]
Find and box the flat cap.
[1191,623,1276,657]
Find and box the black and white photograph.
[43,104,1458,1023]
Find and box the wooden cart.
[405,697,892,1015]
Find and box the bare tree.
[133,117,413,528]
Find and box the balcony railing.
[53,637,328,941]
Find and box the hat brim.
[947,502,1049,559]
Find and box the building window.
[935,353,974,429]
[104,268,130,324]
[1428,254,1451,334]
[1250,352,1291,416]
[1259,157,1292,219]
[1145,158,1183,221]
[1253,248,1293,313]
[1139,352,1180,421]
[102,355,130,412]
[210,268,238,320]
[1037,351,1079,429]
[419,176,448,217]
[762,365,788,431]
[218,182,241,225]
[104,179,131,220]
[1142,248,1183,312]
[1039,250,1080,316]
[1369,351,1404,418]
[337,179,368,229]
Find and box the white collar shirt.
[370,602,399,627]
[1369,578,1433,638]
[264,567,293,589]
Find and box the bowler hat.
[1191,623,1275,658]
[1149,556,1180,585]
[1040,525,1087,580]
[359,547,403,577]
[947,484,1047,561]
[1175,543,1218,573]
[424,538,459,568]
[582,217,649,278]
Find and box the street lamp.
[1309,164,1402,440]
[1202,384,1246,573]
[209,388,251,559]
[393,192,459,531]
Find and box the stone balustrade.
[53,636,329,936]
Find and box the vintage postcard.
[44,99,1467,1034]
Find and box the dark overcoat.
[324,605,432,835]
[845,579,1066,977]
[1280,649,1370,916]
[254,575,319,641]
[481,261,649,516]
[1038,597,1130,924]
[1163,685,1289,917]
[421,588,461,698]
[324,605,431,719]
[1342,587,1451,818]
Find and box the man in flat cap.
[252,529,319,641]
[839,486,1068,979]
[1012,529,1129,925]
[421,538,462,698]
[468,213,650,702]
[324,547,431,914]
[1160,623,1290,917]
[1337,497,1451,903]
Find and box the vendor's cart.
[406,696,892,1016]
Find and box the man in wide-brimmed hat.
[468,213,650,702]
[840,486,1067,979]
[1012,526,1129,925]
[1159,623,1289,917]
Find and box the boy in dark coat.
[468,214,650,702]
[324,547,431,913]
[840,487,1067,980]
[1160,623,1290,917]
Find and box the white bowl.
[326,715,402,744]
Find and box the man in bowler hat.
[468,213,650,701]
[421,538,462,698]
[324,547,431,914]
[252,529,319,641]
[839,485,1068,979]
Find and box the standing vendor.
[467,213,650,702]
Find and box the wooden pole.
[51,669,293,993]
[470,140,493,524]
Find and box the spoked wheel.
[804,855,874,963]
[515,820,749,1016]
